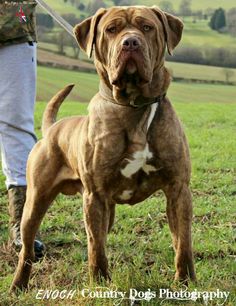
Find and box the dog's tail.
[42,84,75,137]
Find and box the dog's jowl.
[11,6,196,291]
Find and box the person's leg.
[0,125,36,188]
[0,42,44,257]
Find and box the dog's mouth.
[110,51,150,89]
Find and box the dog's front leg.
[164,182,196,283]
[83,191,111,281]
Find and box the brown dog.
[11,6,196,290]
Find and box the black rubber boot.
[8,186,45,259]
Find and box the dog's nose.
[122,37,140,51]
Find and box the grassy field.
[181,18,236,49]
[137,0,236,11]
[166,62,236,83]
[0,67,236,305]
[40,0,236,14]
[36,66,236,103]
[37,1,236,51]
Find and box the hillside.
[39,0,236,14]
[137,0,236,11]
[36,1,236,51]
[181,18,236,48]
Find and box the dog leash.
[35,0,74,37]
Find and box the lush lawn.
[37,66,236,104]
[37,66,99,102]
[0,84,235,304]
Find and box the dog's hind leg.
[10,143,61,291]
[108,203,116,233]
[83,191,111,281]
[164,182,196,283]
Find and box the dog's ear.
[151,6,183,55]
[74,8,106,58]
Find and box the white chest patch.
[121,102,158,179]
[121,144,156,178]
[147,102,158,130]
[119,190,133,201]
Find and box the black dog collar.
[129,94,166,108]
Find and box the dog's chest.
[120,103,158,177]
[113,103,162,203]
[120,143,157,178]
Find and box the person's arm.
[0,0,37,47]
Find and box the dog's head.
[74,6,183,103]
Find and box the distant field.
[38,0,236,15]
[166,62,236,83]
[182,18,236,48]
[37,66,236,104]
[38,18,236,57]
[37,0,113,18]
[137,0,236,11]
[36,0,236,50]
[36,0,82,18]
[38,43,236,84]
[37,66,98,102]
[38,42,90,63]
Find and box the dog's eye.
[143,25,152,32]
[107,26,116,33]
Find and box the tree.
[61,13,79,26]
[78,3,85,11]
[227,8,236,37]
[159,1,174,13]
[36,13,54,29]
[113,0,122,5]
[222,68,235,84]
[209,8,226,31]
[119,0,135,5]
[87,0,106,15]
[179,0,192,17]
[57,31,66,55]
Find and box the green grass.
[169,82,236,103]
[136,0,236,11]
[36,0,114,18]
[181,18,236,49]
[166,61,236,83]
[38,0,236,15]
[38,42,236,83]
[36,0,82,18]
[38,42,91,62]
[37,66,236,104]
[37,66,99,102]
[0,75,236,304]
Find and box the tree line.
[36,0,236,67]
